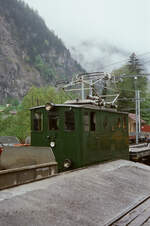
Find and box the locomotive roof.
[30,103,128,115]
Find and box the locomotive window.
[84,112,89,131]
[65,111,75,131]
[48,110,59,130]
[103,117,108,129]
[33,112,43,131]
[90,112,96,131]
[117,118,121,128]
[112,125,115,131]
[123,116,127,129]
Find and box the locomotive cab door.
[45,107,59,147]
[45,106,81,171]
[44,107,66,170]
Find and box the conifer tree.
[128,52,143,74]
[112,53,147,116]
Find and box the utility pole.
[134,76,141,144]
[89,80,93,96]
[135,90,141,144]
[81,76,84,100]
[138,91,141,134]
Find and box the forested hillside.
[0,0,84,103]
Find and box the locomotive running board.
[0,162,58,190]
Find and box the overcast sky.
[23,0,150,71]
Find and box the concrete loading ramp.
[0,146,55,170]
[0,146,57,189]
[0,160,150,225]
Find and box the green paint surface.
[31,105,129,171]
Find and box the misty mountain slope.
[0,0,84,103]
[70,40,129,72]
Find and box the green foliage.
[44,40,49,47]
[127,52,143,74]
[0,86,70,141]
[22,86,71,108]
[34,55,55,81]
[24,56,30,63]
[0,113,29,143]
[3,97,20,107]
[140,93,150,124]
[109,53,150,124]
[111,54,148,114]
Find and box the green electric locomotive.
[31,100,129,171]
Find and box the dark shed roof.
[0,160,150,225]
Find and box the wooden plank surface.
[110,197,150,225]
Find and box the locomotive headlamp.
[64,159,72,169]
[45,103,53,111]
[50,141,55,148]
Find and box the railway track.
[106,195,150,226]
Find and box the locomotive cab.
[30,102,129,171]
[31,104,82,170]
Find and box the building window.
[90,112,96,131]
[65,111,75,131]
[84,112,89,131]
[48,110,59,130]
[33,112,43,131]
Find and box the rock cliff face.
[0,0,84,103]
[0,15,45,101]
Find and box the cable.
[101,81,136,94]
[101,79,146,94]
[100,51,150,70]
[142,59,150,64]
